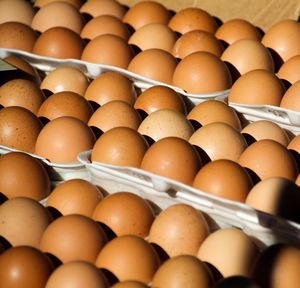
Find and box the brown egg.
[92,191,155,237]
[31,2,84,34]
[45,261,109,288]
[277,55,300,84]
[168,7,218,35]
[215,18,262,45]
[172,51,232,94]
[228,69,285,106]
[91,127,149,167]
[187,100,242,131]
[140,137,202,185]
[95,235,160,283]
[127,48,178,84]
[287,134,300,153]
[172,30,224,59]
[40,214,108,263]
[37,91,94,123]
[129,23,178,53]
[46,179,104,217]
[0,22,38,52]
[40,66,90,96]
[152,255,213,288]
[280,80,300,112]
[84,71,137,106]
[197,227,260,277]
[245,177,300,223]
[81,34,134,69]
[221,39,274,75]
[0,0,35,25]
[296,174,300,186]
[0,197,52,247]
[34,0,82,9]
[112,281,148,288]
[238,139,298,181]
[0,78,45,114]
[134,85,187,115]
[0,246,54,288]
[241,120,290,146]
[0,106,43,153]
[0,151,51,200]
[35,116,96,163]
[148,203,209,257]
[137,109,194,141]
[33,27,84,59]
[81,15,131,40]
[79,0,126,19]
[122,1,172,30]
[262,19,300,62]
[189,122,248,162]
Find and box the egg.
[33,27,84,59]
[81,34,134,69]
[112,281,149,288]
[148,203,209,257]
[34,0,82,9]
[172,30,224,59]
[95,235,160,283]
[40,214,108,263]
[280,80,300,112]
[35,116,96,163]
[172,51,232,94]
[92,191,155,237]
[287,134,300,153]
[277,55,300,84]
[91,127,149,167]
[127,48,178,84]
[46,179,104,217]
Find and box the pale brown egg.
[172,51,232,94]
[140,137,202,185]
[112,281,148,288]
[0,106,43,153]
[0,152,51,200]
[197,227,260,277]
[91,127,149,167]
[0,197,52,247]
[137,109,194,141]
[187,99,242,131]
[172,30,224,59]
[84,71,137,106]
[148,203,209,257]
[287,134,300,154]
[31,2,84,34]
[88,100,141,132]
[0,78,45,114]
[168,7,218,35]
[280,80,300,112]
[92,191,155,237]
[81,34,134,69]
[34,0,82,9]
[189,122,248,162]
[238,139,298,181]
[0,22,38,52]
[127,48,178,84]
[277,55,300,84]
[35,116,96,163]
[95,235,160,283]
[33,27,84,59]
[122,1,172,31]
[40,214,108,263]
[228,69,285,106]
[46,179,104,217]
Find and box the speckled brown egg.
[277,55,300,84]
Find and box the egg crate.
[78,150,300,248]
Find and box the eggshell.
[40,214,108,263]
[148,203,209,257]
[95,235,160,283]
[172,51,232,94]
[92,191,155,237]
[238,139,298,181]
[189,122,248,162]
[287,134,300,153]
[127,48,178,84]
[277,55,300,84]
[35,116,96,163]
[0,246,54,288]
[280,80,300,112]
[111,281,148,288]
[197,227,260,277]
[0,197,52,247]
[34,0,82,9]
[140,137,202,185]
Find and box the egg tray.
[77,150,300,248]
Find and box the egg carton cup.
[78,150,300,247]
